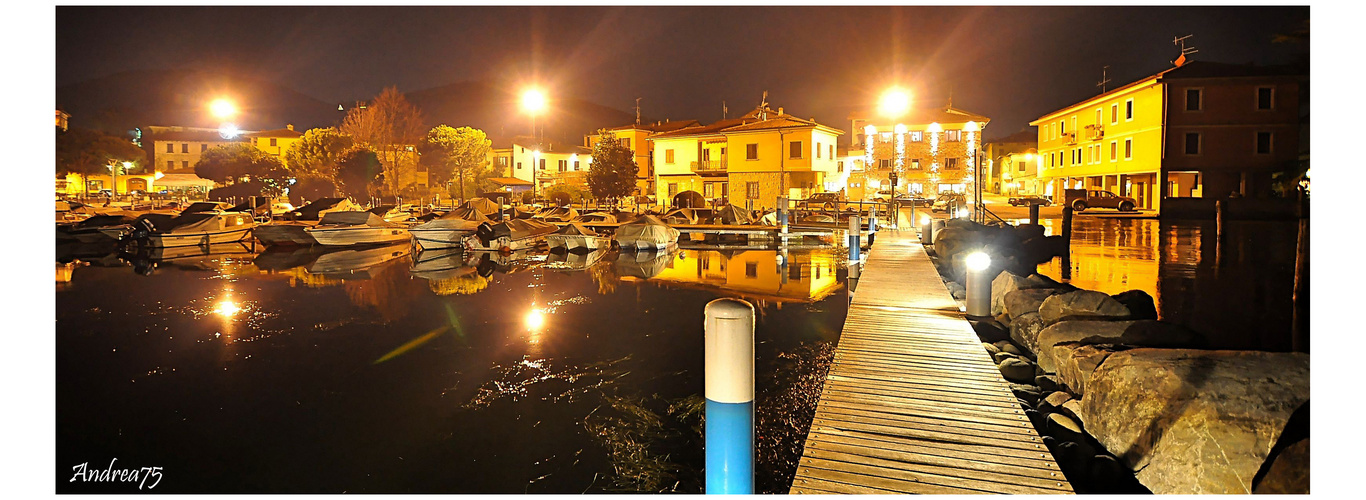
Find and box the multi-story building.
[849,104,991,198]
[982,129,1037,194]
[1029,60,1303,211]
[243,125,303,169]
[648,106,843,210]
[145,125,248,174]
[830,146,867,197]
[585,119,701,196]
[1000,150,1043,197]
[490,138,594,195]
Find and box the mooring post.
[497,196,505,221]
[1292,217,1309,353]
[777,196,788,234]
[704,298,755,495]
[867,205,877,247]
[1029,203,1040,226]
[848,214,861,263]
[965,252,992,317]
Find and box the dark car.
[931,193,967,213]
[894,194,933,207]
[806,192,845,210]
[1064,188,1139,212]
[1008,196,1051,207]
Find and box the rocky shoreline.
[924,219,1309,494]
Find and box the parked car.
[1008,195,1052,207]
[895,194,933,207]
[931,193,967,213]
[806,192,845,210]
[1063,188,1138,212]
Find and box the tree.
[420,125,493,202]
[586,130,638,203]
[56,127,147,196]
[340,87,426,196]
[335,146,384,199]
[284,127,354,179]
[194,143,290,194]
[544,184,590,206]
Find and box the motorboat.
[463,218,558,251]
[253,221,320,246]
[307,242,412,278]
[535,206,579,222]
[571,212,617,224]
[546,222,612,253]
[56,214,138,244]
[409,206,489,250]
[283,198,363,221]
[711,204,753,225]
[180,201,234,214]
[131,210,257,248]
[369,205,416,223]
[461,198,502,218]
[614,214,680,251]
[305,211,411,247]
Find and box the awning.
[487,177,533,187]
[155,173,216,188]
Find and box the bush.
[544,184,590,206]
[289,175,340,206]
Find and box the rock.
[1025,409,1044,428]
[1110,290,1158,320]
[1253,438,1309,494]
[971,320,1010,343]
[1035,321,1203,373]
[1035,374,1060,393]
[993,351,1018,363]
[1086,455,1147,493]
[1008,312,1046,354]
[1081,349,1310,494]
[1016,398,1034,410]
[1004,288,1064,320]
[1044,391,1073,409]
[995,312,1013,329]
[1038,290,1130,325]
[1049,342,1126,396]
[1000,358,1037,383]
[981,342,1001,357]
[1010,383,1042,404]
[994,340,1022,355]
[990,270,1057,316]
[1053,441,1090,476]
[1048,413,1084,438]
[945,281,967,300]
[1060,400,1087,429]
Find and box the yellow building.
[586,120,701,196]
[244,125,304,169]
[57,171,159,197]
[146,125,249,174]
[849,105,991,199]
[490,138,593,196]
[649,106,844,210]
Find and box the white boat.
[283,198,363,221]
[614,214,680,250]
[138,211,257,248]
[546,222,612,253]
[463,219,558,251]
[409,206,489,250]
[305,211,411,247]
[571,212,618,224]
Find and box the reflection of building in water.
[1037,219,1161,312]
[57,262,76,290]
[643,249,842,305]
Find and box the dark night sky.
[56,5,1309,140]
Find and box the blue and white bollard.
[848,214,861,263]
[704,298,755,495]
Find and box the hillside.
[405,80,636,147]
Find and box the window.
[201,144,208,152]
[269,138,278,147]
[182,161,189,168]
[879,159,890,169]
[857,133,866,145]
[517,161,522,170]
[1184,132,1201,155]
[558,159,567,172]
[622,138,631,150]
[880,132,892,143]
[1110,141,1117,161]
[574,160,580,170]
[746,181,759,199]
[745,262,757,278]
[704,183,714,198]
[837,161,844,173]
[1125,99,1134,121]
[746,144,758,160]
[1185,88,1202,111]
[789,141,802,158]
[910,131,923,142]
[1124,138,1133,159]
[166,160,174,169]
[829,144,834,159]
[946,130,961,142]
[1018,160,1026,172]
[497,157,508,167]
[665,149,675,164]
[816,142,821,158]
[1096,108,1103,126]
[668,183,678,197]
[1257,87,1275,110]
[165,143,173,153]
[946,158,958,169]
[539,159,546,170]
[181,143,188,153]
[911,159,921,170]
[1111,104,1118,124]
[1256,132,1273,154]
[1059,120,1066,135]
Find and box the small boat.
[368,205,416,223]
[614,214,680,251]
[535,206,579,222]
[571,212,618,224]
[253,221,319,246]
[305,211,411,247]
[546,222,612,253]
[180,201,234,214]
[409,206,489,250]
[283,198,363,221]
[56,214,137,244]
[463,218,558,251]
[461,198,502,218]
[800,213,836,223]
[712,204,753,225]
[132,211,257,248]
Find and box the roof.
[1032,66,1179,124]
[243,127,303,139]
[649,118,753,139]
[988,129,1037,145]
[487,177,532,186]
[606,119,702,133]
[722,115,844,135]
[849,105,992,125]
[150,130,249,143]
[1161,60,1306,80]
[154,173,216,187]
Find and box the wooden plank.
[804,444,1070,490]
[811,412,1043,449]
[806,429,1060,471]
[800,454,1069,495]
[796,460,991,495]
[808,425,1057,464]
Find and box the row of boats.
[56,197,684,253]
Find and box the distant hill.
[56,70,637,148]
[56,69,341,137]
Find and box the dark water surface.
[1034,217,1302,352]
[57,243,848,493]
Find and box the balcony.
[1085,125,1104,141]
[1062,132,1078,146]
[691,159,728,174]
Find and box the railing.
[691,159,727,172]
[1085,125,1104,141]
[1063,132,1078,145]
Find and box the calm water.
[57,242,848,493]
[1034,217,1302,352]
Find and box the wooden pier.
[790,230,1073,494]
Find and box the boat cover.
[292,198,359,220]
[70,214,135,229]
[473,218,559,244]
[538,206,580,222]
[441,206,490,221]
[553,222,597,236]
[713,204,752,225]
[572,212,617,224]
[318,211,404,227]
[462,198,501,217]
[615,214,680,248]
[182,202,231,214]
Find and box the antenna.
[1097,65,1112,93]
[1173,34,1199,65]
[723,100,729,120]
[760,91,769,120]
[635,97,642,125]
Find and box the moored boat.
[253,221,319,246]
[614,214,680,250]
[305,211,411,247]
[409,206,489,250]
[56,214,137,244]
[463,218,558,251]
[133,211,257,248]
[546,222,612,253]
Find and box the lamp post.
[521,89,546,206]
[879,88,910,228]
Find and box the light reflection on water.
[56,242,847,493]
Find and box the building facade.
[849,105,991,199]
[585,119,700,196]
[243,125,303,170]
[982,129,1037,194]
[491,139,593,196]
[146,126,248,174]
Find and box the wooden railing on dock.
[790,230,1072,495]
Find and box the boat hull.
[410,228,477,250]
[145,227,254,248]
[306,226,411,247]
[254,223,318,246]
[463,234,545,252]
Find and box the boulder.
[1081,349,1310,494]
[1035,321,1203,373]
[993,351,1019,363]
[1111,290,1158,320]
[948,282,967,300]
[1049,342,1127,396]
[1059,400,1087,429]
[1008,312,1046,354]
[1034,374,1060,393]
[1253,439,1309,494]
[981,342,1001,357]
[1004,288,1064,320]
[1010,383,1042,405]
[990,271,1058,316]
[972,320,1010,343]
[1048,413,1084,439]
[999,358,1036,383]
[994,340,1023,355]
[1043,391,1073,409]
[1038,290,1130,325]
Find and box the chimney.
[286,124,294,131]
[778,107,784,116]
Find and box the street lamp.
[878,88,911,120]
[521,89,547,205]
[209,98,238,120]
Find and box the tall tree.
[335,146,384,200]
[56,127,146,196]
[194,143,289,191]
[420,125,492,202]
[284,127,354,180]
[340,87,425,196]
[586,130,638,204]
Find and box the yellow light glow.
[525,309,545,329]
[879,88,911,119]
[521,89,546,113]
[964,121,980,132]
[921,214,931,226]
[966,252,991,271]
[214,300,241,317]
[154,171,165,180]
[209,98,237,119]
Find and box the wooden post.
[1292,217,1309,353]
[1060,206,1073,280]
[1029,203,1040,226]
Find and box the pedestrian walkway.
[790,230,1072,494]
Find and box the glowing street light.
[521,89,547,115]
[878,87,911,119]
[209,98,238,120]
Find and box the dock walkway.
[790,230,1072,494]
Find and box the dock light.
[965,251,992,317]
[879,87,911,119]
[919,214,933,243]
[957,207,969,219]
[525,308,545,330]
